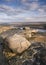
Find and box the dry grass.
[0,26,12,34]
[29,34,46,44]
[34,36,46,43]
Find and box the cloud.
[0,0,46,23]
[0,4,27,23]
[0,5,25,15]
[4,0,14,2]
[21,0,46,11]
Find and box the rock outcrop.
[4,34,31,54]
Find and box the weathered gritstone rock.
[0,37,9,65]
[4,34,31,54]
[24,27,31,30]
[8,42,46,65]
[22,29,38,39]
[23,30,32,39]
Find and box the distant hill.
[0,22,46,29]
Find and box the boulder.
[23,30,32,39]
[4,34,31,54]
[24,27,31,30]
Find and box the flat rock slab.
[4,34,31,54]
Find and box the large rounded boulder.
[4,34,31,54]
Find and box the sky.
[0,0,46,23]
